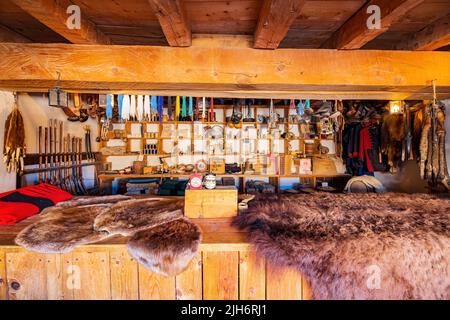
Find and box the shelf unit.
[98,103,346,193]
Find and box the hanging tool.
[77,137,87,194]
[57,121,64,189]
[38,126,43,183]
[44,127,48,182]
[53,119,60,187]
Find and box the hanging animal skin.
[3,96,25,173]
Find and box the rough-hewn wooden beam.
[10,0,111,44]
[0,43,449,100]
[322,0,424,49]
[0,25,31,43]
[254,0,306,49]
[396,14,450,51]
[148,0,191,47]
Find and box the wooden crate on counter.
[185,186,238,218]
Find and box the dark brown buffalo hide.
[234,193,450,300]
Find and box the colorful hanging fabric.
[137,95,144,121]
[158,96,163,123]
[175,96,180,119]
[121,95,130,121]
[289,99,297,115]
[144,95,151,120]
[188,96,193,117]
[298,99,304,116]
[129,95,136,119]
[151,96,157,112]
[182,96,187,118]
[117,94,124,121]
[106,94,113,120]
[305,99,311,110]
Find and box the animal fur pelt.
[381,113,406,171]
[15,204,111,254]
[93,198,184,236]
[55,195,131,208]
[233,193,450,300]
[15,197,186,254]
[127,218,202,276]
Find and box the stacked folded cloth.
[0,183,72,225]
[126,178,160,195]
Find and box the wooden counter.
[0,216,311,300]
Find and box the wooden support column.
[0,44,449,100]
[254,0,305,49]
[148,0,191,47]
[322,0,424,49]
[0,25,31,43]
[396,14,450,51]
[10,0,111,44]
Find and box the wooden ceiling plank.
[0,43,448,100]
[0,24,31,43]
[254,0,306,49]
[147,0,191,47]
[322,0,425,49]
[9,0,111,44]
[396,14,450,51]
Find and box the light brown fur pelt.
[233,193,450,300]
[55,195,131,208]
[15,204,111,254]
[127,218,202,276]
[93,198,184,236]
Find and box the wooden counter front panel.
[0,246,310,300]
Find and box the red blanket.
[0,183,72,225]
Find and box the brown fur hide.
[93,198,184,236]
[15,197,187,256]
[15,205,111,253]
[381,113,406,169]
[127,218,202,276]
[55,195,131,208]
[233,193,450,300]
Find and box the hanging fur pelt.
[234,193,450,300]
[3,99,25,173]
[418,102,449,189]
[381,113,406,171]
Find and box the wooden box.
[185,186,238,218]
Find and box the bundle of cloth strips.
[0,183,72,225]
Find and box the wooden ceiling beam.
[322,0,424,49]
[396,14,450,51]
[0,25,31,43]
[147,0,191,47]
[10,0,111,44]
[254,0,306,49]
[0,43,448,100]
